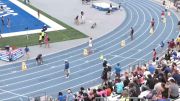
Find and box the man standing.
[151,18,155,32]
[130,27,134,40]
[114,63,121,77]
[64,60,70,78]
[1,16,4,26]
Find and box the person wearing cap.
[64,60,70,78]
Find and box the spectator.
[148,63,155,74]
[114,63,121,77]
[146,74,155,90]
[168,78,179,99]
[102,59,107,68]
[58,92,66,101]
[115,79,124,94]
[123,76,130,88]
[105,85,112,96]
[101,67,108,84]
[172,70,180,86]
[66,89,74,101]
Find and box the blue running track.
[0,0,179,100]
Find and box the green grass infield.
[0,0,87,48]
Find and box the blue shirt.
[149,64,155,74]
[65,62,69,69]
[114,65,121,74]
[24,47,29,53]
[116,82,124,94]
[58,95,66,101]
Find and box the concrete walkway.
[0,0,126,65]
[29,0,126,39]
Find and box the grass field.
[0,0,87,48]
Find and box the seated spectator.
[128,82,139,97]
[115,79,124,94]
[172,70,180,86]
[119,89,129,101]
[123,76,130,87]
[168,78,179,99]
[105,85,112,96]
[146,74,155,90]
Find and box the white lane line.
[109,55,147,61]
[0,2,147,86]
[0,88,28,98]
[0,7,130,72]
[0,0,174,100]
[0,3,142,83]
[0,1,156,93]
[0,4,136,78]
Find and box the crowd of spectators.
[55,36,180,101]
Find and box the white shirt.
[89,39,92,47]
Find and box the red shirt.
[106,88,112,96]
[153,51,156,58]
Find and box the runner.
[36,54,43,65]
[178,21,180,31]
[88,37,93,53]
[160,41,165,51]
[161,11,165,21]
[152,49,156,62]
[151,18,155,32]
[64,60,70,78]
[130,27,134,40]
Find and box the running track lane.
[0,0,179,100]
